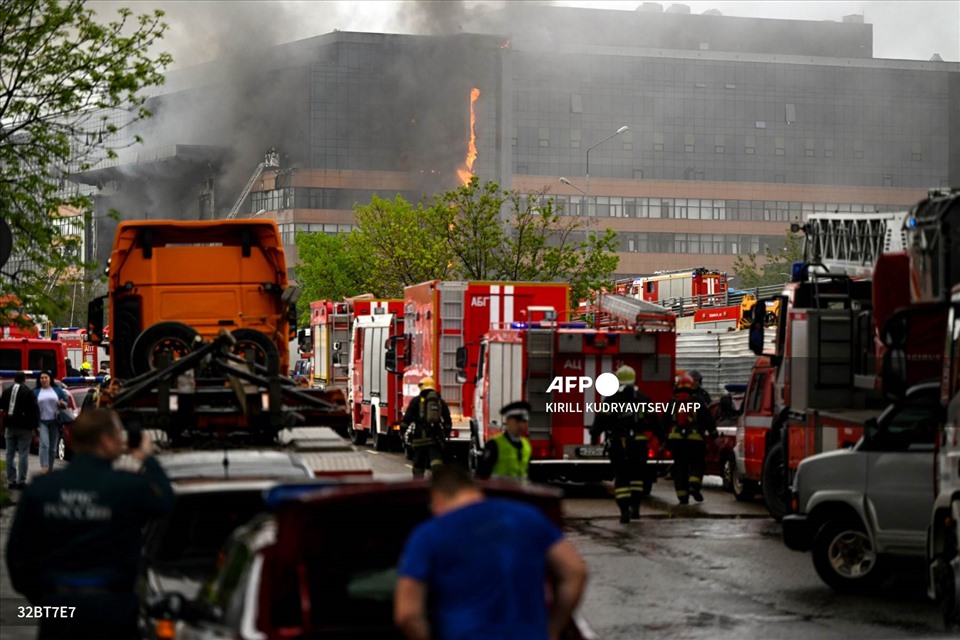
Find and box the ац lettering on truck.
[86,220,347,437]
[385,281,571,462]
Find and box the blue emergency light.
[791,262,808,282]
[263,481,342,509]
[510,322,528,329]
[907,216,917,228]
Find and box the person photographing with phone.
[5,408,175,639]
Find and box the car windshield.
[147,489,269,578]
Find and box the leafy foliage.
[295,178,620,312]
[732,230,804,288]
[0,0,171,324]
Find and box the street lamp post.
[585,125,629,218]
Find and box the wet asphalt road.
[0,448,950,639]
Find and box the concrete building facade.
[72,4,959,277]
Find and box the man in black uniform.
[591,365,660,523]
[666,374,717,504]
[6,408,175,639]
[401,377,452,478]
[64,359,80,377]
[688,370,712,408]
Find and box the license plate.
[577,446,606,458]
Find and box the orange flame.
[457,87,481,185]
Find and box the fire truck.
[86,220,348,440]
[348,300,405,449]
[385,281,571,462]
[621,267,728,314]
[742,209,947,519]
[899,188,960,627]
[471,294,677,483]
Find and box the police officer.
[666,374,717,504]
[591,365,659,523]
[475,401,532,481]
[688,370,712,408]
[402,377,452,478]
[5,408,175,639]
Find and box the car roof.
[156,450,315,481]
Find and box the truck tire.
[349,424,368,446]
[372,413,389,451]
[812,517,889,593]
[732,468,758,502]
[231,328,280,375]
[721,454,736,492]
[130,322,200,375]
[762,442,789,521]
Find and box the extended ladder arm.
[224,150,281,220]
[795,211,908,278]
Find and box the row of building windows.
[251,188,420,215]
[535,195,903,222]
[616,232,787,255]
[278,223,358,246]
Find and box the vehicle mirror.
[882,312,909,349]
[880,349,907,400]
[281,284,302,306]
[748,315,764,355]
[385,348,398,374]
[287,303,298,338]
[297,328,311,352]
[144,592,186,619]
[455,346,467,370]
[863,417,879,445]
[86,297,105,346]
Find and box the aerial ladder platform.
[593,294,675,332]
[794,211,909,278]
[225,148,281,220]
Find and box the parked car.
[783,382,940,593]
[146,480,598,640]
[705,384,745,492]
[139,450,322,640]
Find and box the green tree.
[0,0,171,324]
[733,230,804,288]
[294,178,620,306]
[294,231,368,325]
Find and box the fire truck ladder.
[330,304,353,386]
[595,294,674,331]
[224,149,281,220]
[798,211,908,278]
[439,283,467,413]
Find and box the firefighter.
[666,374,717,504]
[591,365,658,523]
[402,377,452,478]
[688,370,712,408]
[475,401,532,482]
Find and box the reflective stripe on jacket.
[490,434,531,479]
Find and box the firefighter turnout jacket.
[402,389,453,448]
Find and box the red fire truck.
[348,300,405,449]
[308,296,398,389]
[385,281,571,462]
[623,267,728,314]
[742,211,946,519]
[471,294,677,483]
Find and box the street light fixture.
[585,125,629,219]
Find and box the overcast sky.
[92,1,958,66]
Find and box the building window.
[775,137,785,156]
[756,121,766,129]
[805,139,815,157]
[785,103,796,123]
[571,94,583,114]
[654,132,664,152]
[715,146,724,154]
[883,175,893,187]
[854,140,864,159]
[633,169,644,179]
[654,143,664,152]
[725,83,735,89]
[695,171,704,181]
[912,142,922,161]
[685,133,695,153]
[622,142,633,151]
[745,135,755,155]
[539,127,549,147]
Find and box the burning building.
[69,3,959,275]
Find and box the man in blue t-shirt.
[394,464,588,640]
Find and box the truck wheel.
[231,328,280,375]
[349,424,368,446]
[732,468,758,502]
[762,442,789,522]
[130,322,200,375]
[812,518,888,593]
[721,454,736,492]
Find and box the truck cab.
[783,381,941,593]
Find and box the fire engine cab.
[348,300,405,449]
[471,294,677,483]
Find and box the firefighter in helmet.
[401,377,452,478]
[666,374,717,504]
[591,365,659,523]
